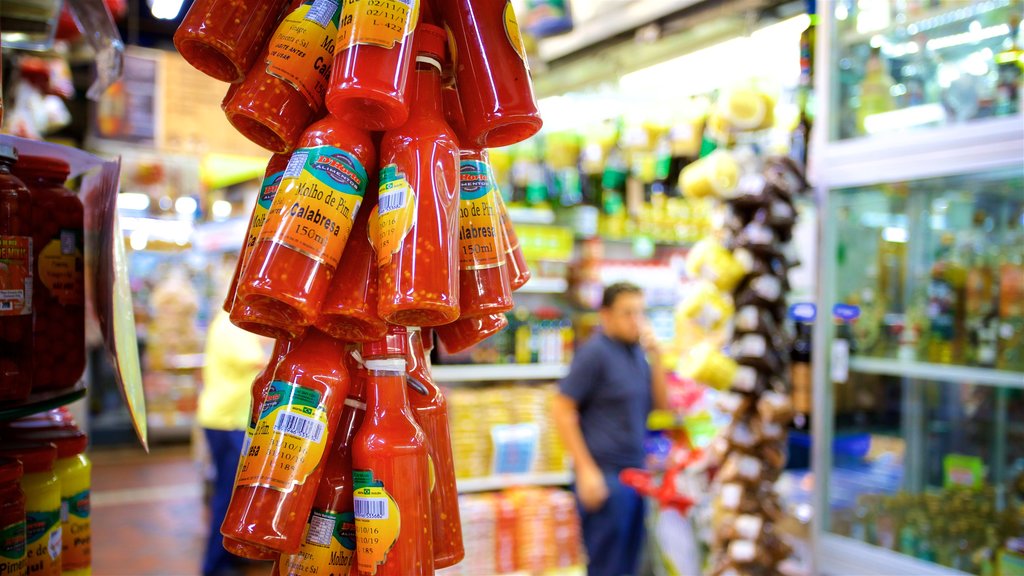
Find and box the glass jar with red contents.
[496,191,531,290]
[223,0,343,154]
[353,326,433,575]
[404,328,463,568]
[274,350,366,575]
[174,0,292,83]
[436,312,508,353]
[456,150,513,317]
[0,457,26,576]
[224,154,290,316]
[0,145,33,403]
[314,186,386,343]
[222,330,351,554]
[13,155,85,392]
[436,0,541,147]
[374,25,461,326]
[223,338,293,561]
[234,115,375,339]
[325,0,420,130]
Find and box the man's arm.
[642,326,670,410]
[552,393,607,511]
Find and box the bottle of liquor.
[790,320,812,431]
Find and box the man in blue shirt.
[553,282,668,576]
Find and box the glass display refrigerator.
[811,0,1024,574]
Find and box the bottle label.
[279,509,355,576]
[25,508,60,575]
[36,229,83,307]
[261,145,368,269]
[369,164,417,266]
[0,521,26,569]
[458,159,506,270]
[236,380,331,492]
[62,490,90,570]
[352,470,401,575]
[0,235,32,316]
[338,0,419,50]
[266,0,341,109]
[245,170,285,259]
[504,1,529,65]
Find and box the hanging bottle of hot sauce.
[353,326,433,576]
[325,0,420,130]
[436,313,508,353]
[221,330,351,554]
[436,0,542,147]
[174,0,292,83]
[234,116,375,339]
[405,327,463,568]
[223,339,293,561]
[496,192,531,290]
[224,154,290,316]
[224,0,342,154]
[274,350,367,576]
[314,185,387,343]
[374,25,461,327]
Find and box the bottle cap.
[0,145,17,164]
[12,154,71,182]
[0,457,23,485]
[415,24,447,62]
[362,324,409,358]
[12,429,88,459]
[0,441,58,474]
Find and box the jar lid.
[0,457,23,485]
[0,145,17,164]
[0,441,57,474]
[11,430,88,459]
[414,24,447,62]
[12,154,71,182]
[362,324,408,358]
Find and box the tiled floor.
[91,446,271,576]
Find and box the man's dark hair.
[601,282,643,309]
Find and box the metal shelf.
[457,471,573,494]
[0,383,86,422]
[516,277,569,294]
[849,357,1024,389]
[433,363,570,383]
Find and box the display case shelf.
[456,471,573,494]
[433,363,570,383]
[0,383,87,422]
[849,357,1024,389]
[517,277,569,294]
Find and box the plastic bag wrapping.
[66,0,125,100]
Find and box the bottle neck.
[293,330,346,363]
[409,58,444,119]
[365,358,411,414]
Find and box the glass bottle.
[0,145,33,402]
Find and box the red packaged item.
[374,25,461,326]
[0,145,33,402]
[174,0,292,83]
[221,330,351,554]
[274,350,366,575]
[224,0,342,153]
[12,156,84,392]
[0,457,26,576]
[353,326,433,575]
[456,150,513,317]
[436,0,541,147]
[496,191,531,290]
[223,339,293,561]
[314,186,386,343]
[224,154,290,315]
[234,116,375,339]
[436,313,508,354]
[325,0,420,130]
[405,328,463,568]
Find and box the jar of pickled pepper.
[13,155,85,392]
[0,145,33,402]
[0,457,26,576]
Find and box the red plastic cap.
[12,154,71,182]
[415,24,447,61]
[0,457,23,485]
[0,441,57,474]
[362,324,409,358]
[13,430,88,459]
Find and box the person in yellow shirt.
[198,304,270,576]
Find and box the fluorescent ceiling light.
[149,0,185,20]
[882,227,908,243]
[118,192,151,211]
[175,196,199,215]
[212,200,233,221]
[926,23,1010,50]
